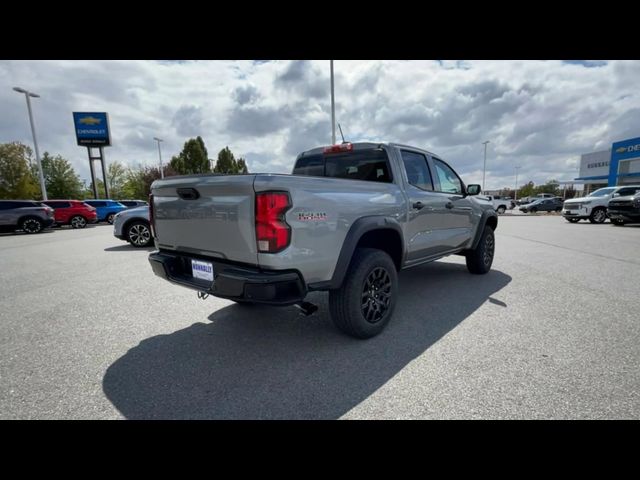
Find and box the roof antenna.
[338,123,347,143]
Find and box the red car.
[43,200,98,229]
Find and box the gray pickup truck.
[148,142,497,338]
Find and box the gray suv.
[113,206,152,247]
[0,200,56,234]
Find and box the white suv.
[562,185,640,224]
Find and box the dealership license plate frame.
[191,259,214,283]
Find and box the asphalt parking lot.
[0,217,638,419]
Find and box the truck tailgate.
[151,174,257,265]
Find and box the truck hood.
[564,196,591,204]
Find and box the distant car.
[519,197,563,213]
[607,189,640,226]
[83,199,127,224]
[117,200,148,209]
[478,195,512,214]
[562,185,640,224]
[43,200,98,229]
[113,206,152,247]
[0,200,55,234]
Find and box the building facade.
[575,136,640,192]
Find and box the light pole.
[330,60,336,144]
[153,137,164,179]
[482,140,490,194]
[13,87,47,200]
[514,165,521,201]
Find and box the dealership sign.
[72,112,111,146]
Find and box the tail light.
[255,192,291,253]
[149,194,155,237]
[323,142,353,154]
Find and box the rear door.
[399,149,452,262]
[152,174,258,264]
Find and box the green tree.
[121,163,179,200]
[107,161,128,199]
[535,179,560,196]
[213,146,250,174]
[40,152,83,199]
[518,181,536,198]
[169,136,210,175]
[0,142,41,199]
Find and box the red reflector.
[323,143,353,154]
[256,192,291,253]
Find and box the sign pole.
[87,147,98,199]
[99,146,109,199]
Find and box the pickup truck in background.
[148,142,498,338]
[478,195,514,214]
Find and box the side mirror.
[466,184,481,196]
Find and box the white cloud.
[1,60,639,190]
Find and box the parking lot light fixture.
[13,86,47,200]
[153,137,164,179]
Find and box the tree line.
[0,137,249,200]
[498,179,577,200]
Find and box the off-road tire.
[329,248,398,339]
[465,226,495,274]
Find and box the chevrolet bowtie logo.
[79,116,102,125]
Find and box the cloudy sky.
[1,60,639,190]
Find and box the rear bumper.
[148,251,307,305]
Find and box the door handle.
[445,202,454,209]
[412,202,425,210]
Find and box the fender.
[469,209,498,250]
[325,216,404,290]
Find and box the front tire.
[20,217,43,234]
[565,218,580,223]
[70,215,87,229]
[126,221,152,247]
[329,248,398,339]
[496,206,506,214]
[611,219,626,227]
[466,226,495,274]
[529,207,537,214]
[589,207,607,224]
[106,213,116,224]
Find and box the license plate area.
[191,259,214,282]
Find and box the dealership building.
[575,136,640,192]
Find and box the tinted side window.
[433,159,463,195]
[401,150,433,191]
[0,202,15,210]
[46,201,71,209]
[87,201,105,207]
[120,201,134,207]
[617,187,640,196]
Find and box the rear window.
[293,149,393,183]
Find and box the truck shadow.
[103,261,511,419]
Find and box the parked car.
[148,141,498,339]
[83,199,127,224]
[519,197,563,213]
[607,189,640,226]
[562,185,640,224]
[478,195,513,214]
[0,200,55,234]
[42,199,98,228]
[117,199,148,209]
[113,206,152,247]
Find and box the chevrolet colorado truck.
[148,142,498,338]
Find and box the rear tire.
[466,226,495,274]
[329,248,398,339]
[529,207,537,214]
[20,217,43,234]
[589,207,607,224]
[70,215,87,229]
[106,213,116,224]
[496,206,506,214]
